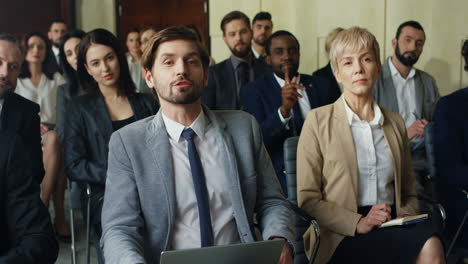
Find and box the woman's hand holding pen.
[356,203,392,234]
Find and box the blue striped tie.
[181,128,214,247]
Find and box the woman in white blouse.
[125,28,143,92]
[297,27,445,264]
[16,32,69,239]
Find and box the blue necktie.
[181,128,214,247]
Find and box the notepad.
[379,214,428,228]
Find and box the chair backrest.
[424,122,437,179]
[283,136,309,264]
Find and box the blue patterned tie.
[181,128,214,247]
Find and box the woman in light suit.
[297,27,445,264]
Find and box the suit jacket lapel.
[267,73,282,107]
[222,60,238,108]
[413,72,425,119]
[380,113,402,207]
[332,98,359,198]
[128,95,146,120]
[203,106,253,241]
[147,110,176,240]
[0,93,16,131]
[93,96,114,140]
[381,58,400,113]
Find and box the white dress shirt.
[126,53,143,92]
[15,72,64,124]
[251,46,260,59]
[273,73,311,126]
[343,98,395,206]
[52,46,60,64]
[388,58,418,128]
[162,110,240,250]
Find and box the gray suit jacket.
[373,57,440,121]
[101,106,294,264]
[373,57,440,170]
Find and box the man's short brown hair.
[220,11,250,36]
[141,26,210,71]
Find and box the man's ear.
[47,32,52,40]
[222,35,227,46]
[391,38,397,50]
[266,55,271,65]
[145,68,155,88]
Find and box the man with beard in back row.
[373,21,440,193]
[202,11,270,110]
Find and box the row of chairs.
[68,181,103,264]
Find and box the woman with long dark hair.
[15,31,70,239]
[64,28,158,236]
[56,29,86,143]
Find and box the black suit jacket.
[242,73,338,194]
[56,81,85,143]
[0,131,58,263]
[312,62,342,100]
[202,57,270,110]
[65,92,159,186]
[0,93,43,183]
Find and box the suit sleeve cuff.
[278,108,292,129]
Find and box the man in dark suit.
[202,10,270,110]
[0,33,43,183]
[434,40,468,246]
[0,130,58,263]
[242,30,339,195]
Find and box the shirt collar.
[162,110,207,142]
[273,72,301,88]
[388,57,416,80]
[52,46,59,56]
[342,97,384,126]
[230,55,252,69]
[251,46,260,59]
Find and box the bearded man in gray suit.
[100,26,294,264]
[373,21,440,188]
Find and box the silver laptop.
[160,240,284,264]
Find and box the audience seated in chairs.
[297,26,445,264]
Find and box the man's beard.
[254,35,266,46]
[156,77,203,105]
[0,79,14,99]
[53,41,60,48]
[395,43,419,67]
[229,42,251,59]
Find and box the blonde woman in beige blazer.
[297,27,445,264]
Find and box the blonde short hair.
[324,27,344,55]
[329,27,380,71]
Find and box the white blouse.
[126,53,143,92]
[343,98,395,207]
[15,72,64,124]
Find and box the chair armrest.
[287,201,320,264]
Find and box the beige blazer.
[297,97,419,264]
